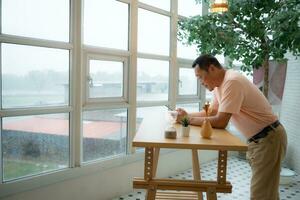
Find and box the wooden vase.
[201,118,212,139]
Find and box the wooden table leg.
[192,149,203,200]
[152,148,160,177]
[144,147,160,200]
[205,150,228,200]
[217,150,228,185]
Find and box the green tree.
[178,0,300,96]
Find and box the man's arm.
[189,112,232,129]
[187,107,218,118]
[176,107,218,122]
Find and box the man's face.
[194,65,214,91]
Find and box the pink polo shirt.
[213,69,277,139]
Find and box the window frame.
[176,59,204,106]
[84,54,129,104]
[177,63,199,98]
[0,0,209,197]
[0,0,73,189]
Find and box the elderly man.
[176,54,287,200]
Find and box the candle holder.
[201,101,213,139]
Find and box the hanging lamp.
[210,0,228,13]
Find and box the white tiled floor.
[113,157,300,200]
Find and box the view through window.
[0,0,203,184]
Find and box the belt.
[248,120,281,143]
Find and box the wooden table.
[132,115,248,200]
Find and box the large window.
[176,1,204,110]
[177,0,202,59]
[81,0,130,166]
[0,0,204,194]
[1,0,70,184]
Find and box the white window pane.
[2,0,69,42]
[139,0,170,11]
[233,60,243,66]
[215,54,225,65]
[1,43,69,108]
[2,113,69,181]
[179,68,197,95]
[82,109,127,162]
[89,60,123,98]
[206,89,214,102]
[136,106,168,133]
[137,58,169,101]
[176,103,200,112]
[178,0,202,17]
[138,9,170,56]
[84,0,128,50]
[177,40,199,59]
[135,106,168,151]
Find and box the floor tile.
[113,157,299,200]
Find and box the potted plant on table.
[181,116,190,137]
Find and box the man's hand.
[176,108,188,123]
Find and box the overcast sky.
[1,0,206,76]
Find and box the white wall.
[1,150,217,200]
[280,53,300,173]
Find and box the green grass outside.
[3,159,66,181]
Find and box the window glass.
[179,68,197,95]
[2,113,69,181]
[215,54,225,65]
[136,106,168,133]
[1,43,69,108]
[88,60,123,98]
[138,9,170,55]
[137,58,169,101]
[84,0,128,50]
[139,0,170,11]
[2,0,69,41]
[178,0,202,17]
[206,89,214,102]
[82,109,127,162]
[177,40,199,60]
[176,103,200,112]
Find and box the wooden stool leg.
[206,187,217,200]
[146,186,157,200]
[192,149,203,200]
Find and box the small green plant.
[181,116,190,127]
